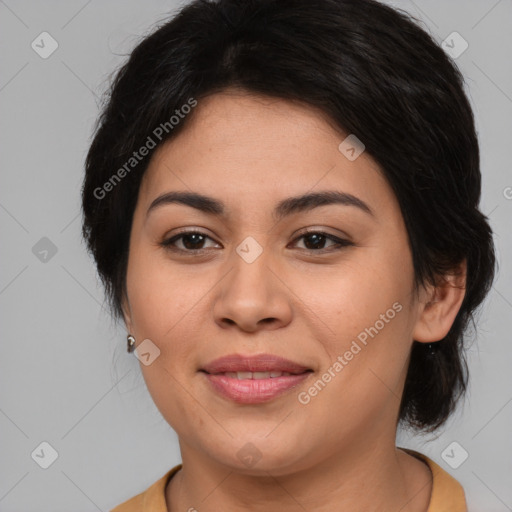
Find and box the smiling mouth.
[199,353,314,404]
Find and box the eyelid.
[293,226,351,240]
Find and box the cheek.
[299,242,414,388]
[296,286,412,438]
[127,255,202,427]
[125,252,193,396]
[126,243,193,334]
[300,248,411,340]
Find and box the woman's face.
[123,90,427,474]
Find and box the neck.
[166,433,432,512]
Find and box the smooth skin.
[122,89,466,512]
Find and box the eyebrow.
[146,190,374,221]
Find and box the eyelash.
[159,229,353,255]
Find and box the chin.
[196,432,313,475]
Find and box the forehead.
[138,91,397,220]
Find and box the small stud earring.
[426,342,438,356]
[127,334,136,353]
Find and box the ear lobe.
[412,259,467,344]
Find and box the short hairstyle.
[81,0,496,432]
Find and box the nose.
[212,246,293,333]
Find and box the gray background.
[0,0,511,510]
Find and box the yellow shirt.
[110,448,467,512]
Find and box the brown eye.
[290,231,353,252]
[161,231,220,253]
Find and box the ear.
[412,259,467,343]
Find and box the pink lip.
[200,354,313,404]
[201,353,311,374]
